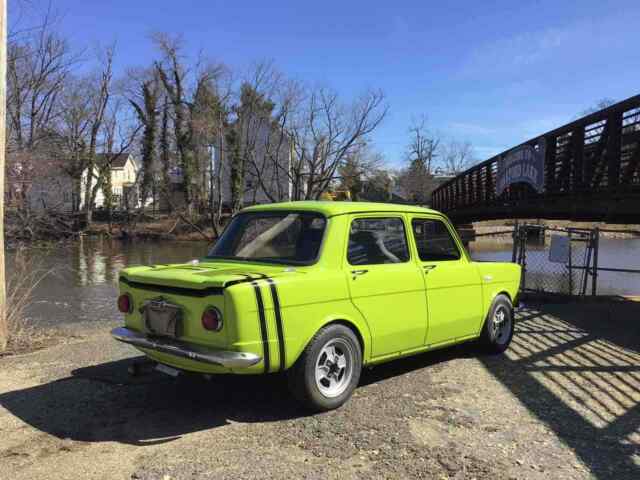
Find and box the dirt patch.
[1,301,639,479]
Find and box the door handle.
[351,269,369,279]
[423,265,437,273]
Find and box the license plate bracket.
[141,298,182,338]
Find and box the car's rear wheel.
[479,294,514,354]
[288,324,362,411]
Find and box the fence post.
[592,228,599,296]
[512,220,519,263]
[519,224,527,292]
[568,229,573,295]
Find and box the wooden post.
[0,0,6,352]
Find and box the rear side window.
[411,218,461,261]
[348,217,410,265]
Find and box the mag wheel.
[288,324,362,411]
[479,294,514,354]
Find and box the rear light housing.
[117,293,133,314]
[202,307,223,332]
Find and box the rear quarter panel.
[227,270,372,373]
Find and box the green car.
[112,201,521,411]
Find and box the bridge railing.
[432,95,640,220]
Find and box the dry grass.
[2,248,59,356]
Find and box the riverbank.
[84,216,218,242]
[1,300,639,479]
[5,211,220,244]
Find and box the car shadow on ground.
[480,297,640,480]
[4,298,637,480]
[0,343,472,447]
[0,356,297,446]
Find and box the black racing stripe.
[224,272,270,288]
[252,281,270,373]
[266,278,286,372]
[119,277,223,297]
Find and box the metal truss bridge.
[431,95,640,224]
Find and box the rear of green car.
[111,202,521,411]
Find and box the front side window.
[348,217,410,265]
[208,212,326,265]
[411,218,461,261]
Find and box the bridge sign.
[496,138,546,195]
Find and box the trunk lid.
[120,261,287,290]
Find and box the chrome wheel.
[314,338,354,398]
[492,305,511,345]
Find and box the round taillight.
[202,307,223,331]
[117,294,132,313]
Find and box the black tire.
[288,324,362,412]
[478,294,514,354]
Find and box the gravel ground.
[1,300,639,480]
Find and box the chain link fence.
[513,226,597,295]
[463,223,640,296]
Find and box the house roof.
[242,201,440,217]
[96,152,131,169]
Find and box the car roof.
[241,201,442,217]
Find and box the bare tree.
[4,11,81,216]
[397,117,440,204]
[338,142,384,200]
[1,0,7,352]
[405,116,439,173]
[578,98,616,118]
[6,12,79,152]
[57,74,93,212]
[127,68,160,209]
[53,45,122,225]
[81,46,115,225]
[153,33,194,210]
[153,33,228,216]
[288,87,388,200]
[234,62,298,206]
[90,99,141,230]
[156,95,174,208]
[441,140,474,175]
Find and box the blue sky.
[16,0,640,167]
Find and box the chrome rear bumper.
[111,327,261,368]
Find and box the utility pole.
[0,0,7,352]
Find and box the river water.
[7,236,640,327]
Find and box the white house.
[86,152,139,209]
[27,152,140,212]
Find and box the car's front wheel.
[288,324,362,411]
[479,294,514,354]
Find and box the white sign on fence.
[549,235,570,264]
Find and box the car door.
[409,215,483,346]
[345,215,428,358]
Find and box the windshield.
[207,211,327,265]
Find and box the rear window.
[207,212,326,265]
